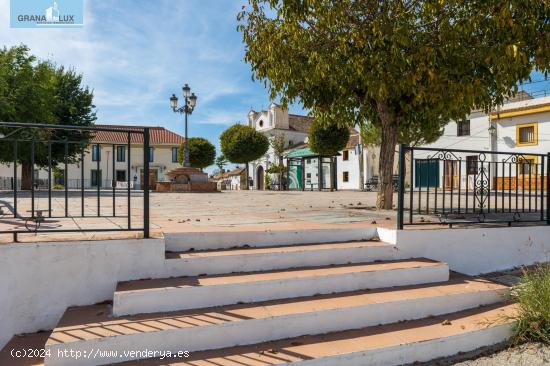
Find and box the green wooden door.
[288,163,303,190]
[415,160,439,188]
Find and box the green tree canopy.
[238,0,549,209]
[220,124,269,189]
[220,124,269,164]
[178,137,216,169]
[308,119,350,156]
[0,45,96,189]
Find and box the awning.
[285,147,316,158]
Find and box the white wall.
[496,110,550,154]
[336,149,362,190]
[423,112,491,153]
[0,238,165,349]
[379,226,550,275]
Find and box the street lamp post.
[170,84,197,167]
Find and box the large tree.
[0,45,96,189]
[220,124,269,190]
[238,0,549,209]
[178,137,216,170]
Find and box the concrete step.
[45,299,515,366]
[164,228,378,252]
[113,259,449,316]
[164,241,399,276]
[120,303,516,366]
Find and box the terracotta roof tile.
[91,124,184,145]
[288,114,313,132]
[345,133,361,150]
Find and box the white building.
[247,103,369,190]
[413,93,550,190]
[212,167,246,190]
[0,125,184,190]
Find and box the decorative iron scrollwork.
[474,165,489,209]
[502,154,529,164]
[427,150,462,161]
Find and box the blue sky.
[0,0,305,173]
[1,1,548,174]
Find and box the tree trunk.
[376,101,399,210]
[21,161,33,191]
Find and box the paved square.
[0,190,396,243]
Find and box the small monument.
[156,167,217,192]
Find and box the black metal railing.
[397,144,549,229]
[0,122,150,240]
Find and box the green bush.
[510,264,550,345]
[264,173,272,190]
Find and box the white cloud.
[200,110,246,126]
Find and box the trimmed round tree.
[220,124,269,190]
[178,137,216,170]
[308,119,350,156]
[308,119,350,191]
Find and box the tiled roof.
[288,114,314,133]
[227,167,245,176]
[91,124,184,145]
[213,167,245,180]
[345,133,361,150]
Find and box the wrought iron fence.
[0,122,150,240]
[396,144,549,229]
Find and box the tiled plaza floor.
[0,190,395,243]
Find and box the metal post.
[81,145,84,217]
[112,144,116,217]
[317,156,323,191]
[127,132,131,229]
[31,140,35,218]
[286,158,290,191]
[48,142,52,217]
[96,144,100,217]
[13,141,17,218]
[397,144,406,230]
[183,105,189,167]
[64,141,68,217]
[143,128,150,238]
[547,153,550,225]
[333,156,338,191]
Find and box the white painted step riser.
[113,265,449,316]
[165,228,377,251]
[45,290,507,366]
[288,323,513,366]
[164,246,399,276]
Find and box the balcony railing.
[0,122,150,240]
[396,144,549,228]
